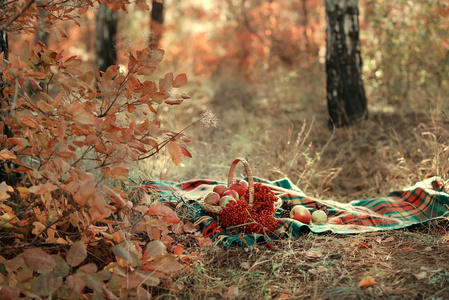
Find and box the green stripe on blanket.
[144,177,449,248]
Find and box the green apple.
[311,210,327,224]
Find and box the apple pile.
[203,180,249,208]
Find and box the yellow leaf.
[168,141,182,165]
[0,212,15,228]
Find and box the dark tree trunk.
[95,4,118,72]
[149,0,164,49]
[0,1,16,185]
[325,0,367,128]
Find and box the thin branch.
[0,0,36,32]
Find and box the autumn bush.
[0,1,202,298]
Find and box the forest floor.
[137,66,449,299]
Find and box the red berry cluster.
[219,183,281,235]
[246,183,279,213]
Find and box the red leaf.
[22,248,56,271]
[360,241,372,248]
[173,73,187,88]
[179,144,192,158]
[66,241,87,267]
[164,99,184,105]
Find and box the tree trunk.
[34,0,50,46]
[325,0,367,128]
[149,0,164,49]
[95,4,118,72]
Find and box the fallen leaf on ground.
[413,271,427,280]
[304,251,321,259]
[403,247,413,251]
[183,221,196,233]
[359,275,375,287]
[198,237,213,247]
[224,284,239,299]
[382,236,395,243]
[360,241,372,248]
[240,261,250,270]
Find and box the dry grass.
[136,64,449,299]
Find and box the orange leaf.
[73,181,96,206]
[36,100,54,113]
[0,149,17,161]
[403,247,413,251]
[359,275,375,287]
[102,185,127,208]
[173,244,184,255]
[66,241,87,267]
[173,73,187,88]
[168,141,183,165]
[147,203,180,224]
[28,182,58,195]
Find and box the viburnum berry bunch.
[219,183,281,235]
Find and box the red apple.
[311,210,327,224]
[219,195,236,207]
[229,180,249,197]
[289,205,311,224]
[204,192,220,206]
[222,189,239,200]
[213,184,228,196]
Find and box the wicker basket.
[200,157,282,215]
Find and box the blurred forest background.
[8,0,449,201]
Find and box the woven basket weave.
[200,157,282,214]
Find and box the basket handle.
[227,157,254,205]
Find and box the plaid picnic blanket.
[144,176,449,248]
